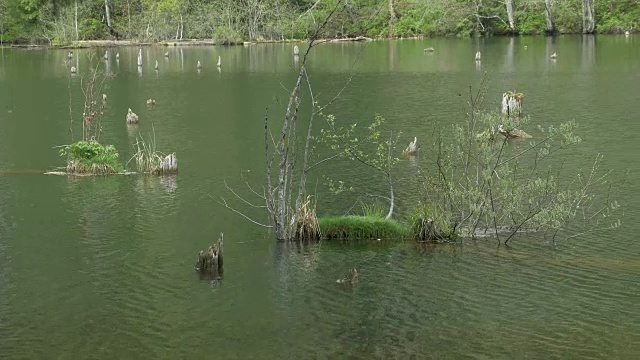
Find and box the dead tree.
[582,0,595,34]
[265,7,341,241]
[194,233,224,279]
[219,3,344,241]
[501,91,523,117]
[389,0,397,37]
[505,0,516,33]
[544,0,555,35]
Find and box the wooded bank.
[1,0,638,45]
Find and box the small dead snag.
[195,233,224,279]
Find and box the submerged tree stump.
[402,137,419,156]
[161,153,178,174]
[126,108,139,124]
[194,233,224,279]
[501,91,524,117]
[336,268,358,285]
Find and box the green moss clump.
[59,140,122,174]
[318,216,409,241]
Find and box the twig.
[215,196,272,228]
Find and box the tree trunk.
[505,0,515,33]
[582,0,595,34]
[388,0,397,37]
[127,0,131,37]
[74,0,78,40]
[104,0,112,31]
[180,14,183,40]
[544,0,554,34]
[0,5,3,46]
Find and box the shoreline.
[5,32,633,50]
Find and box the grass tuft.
[128,132,165,174]
[296,196,321,241]
[318,216,408,241]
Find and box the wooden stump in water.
[501,91,524,117]
[336,268,358,285]
[194,233,224,279]
[402,137,419,156]
[161,153,177,174]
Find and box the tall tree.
[0,0,5,45]
[505,0,515,33]
[388,0,396,36]
[582,0,595,34]
[104,0,112,34]
[544,0,554,34]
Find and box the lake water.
[1,35,639,358]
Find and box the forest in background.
[1,0,639,45]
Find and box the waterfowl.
[197,61,202,69]
[146,99,156,106]
[155,60,159,70]
[475,51,481,61]
[217,56,221,68]
[550,52,557,59]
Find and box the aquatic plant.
[59,53,122,175]
[360,200,387,219]
[295,196,321,241]
[59,140,122,174]
[319,216,408,241]
[128,130,177,175]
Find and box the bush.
[59,140,122,174]
[413,83,621,244]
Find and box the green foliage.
[79,17,108,40]
[415,85,621,244]
[128,132,164,174]
[316,111,401,218]
[59,140,122,174]
[212,26,242,45]
[407,200,455,242]
[3,0,640,42]
[318,215,408,240]
[360,200,386,218]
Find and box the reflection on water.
[582,34,596,68]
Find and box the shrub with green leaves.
[59,140,122,174]
[415,84,621,244]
